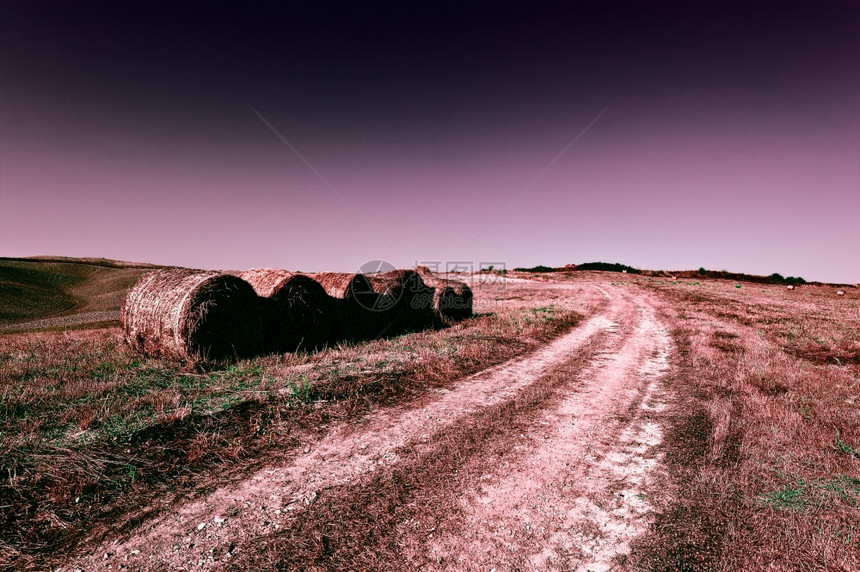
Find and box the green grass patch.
[760,482,807,511]
[760,472,860,512]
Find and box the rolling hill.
[0,257,164,332]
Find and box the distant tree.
[575,262,640,274]
[698,267,707,276]
[770,273,785,284]
[514,265,555,272]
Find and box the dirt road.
[60,285,673,571]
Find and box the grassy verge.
[630,280,860,570]
[1,300,583,568]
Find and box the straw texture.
[366,270,436,335]
[240,268,337,352]
[121,269,262,361]
[415,266,473,321]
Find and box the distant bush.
[698,267,707,275]
[514,265,555,273]
[770,273,806,285]
[575,262,640,274]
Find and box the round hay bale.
[121,269,263,362]
[239,268,298,298]
[415,266,473,321]
[367,269,436,334]
[305,273,379,342]
[240,269,338,352]
[306,272,374,300]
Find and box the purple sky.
[1,1,858,282]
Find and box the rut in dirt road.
[421,291,673,571]
[60,287,672,571]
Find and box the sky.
[1,1,858,282]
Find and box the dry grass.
[0,282,583,569]
[121,269,263,362]
[626,278,860,571]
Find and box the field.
[0,257,161,333]
[1,261,858,571]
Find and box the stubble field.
[1,264,858,571]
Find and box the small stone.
[214,516,226,523]
[197,522,206,531]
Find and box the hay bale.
[239,268,298,298]
[121,269,263,362]
[367,269,436,335]
[305,273,379,342]
[415,266,473,321]
[240,269,338,352]
[307,272,373,300]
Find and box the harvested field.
[121,269,263,362]
[2,266,858,571]
[0,258,157,332]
